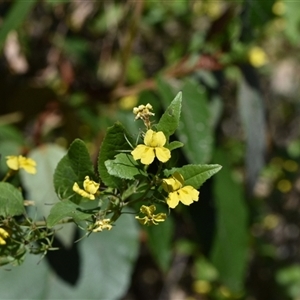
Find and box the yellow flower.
[162,172,199,209]
[131,129,171,165]
[135,205,167,226]
[92,219,112,232]
[0,228,9,245]
[73,176,100,200]
[119,95,138,110]
[248,46,268,68]
[6,155,37,174]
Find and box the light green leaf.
[105,153,147,180]
[210,149,248,293]
[168,140,184,151]
[156,92,182,138]
[54,139,95,204]
[0,182,24,217]
[164,164,222,189]
[98,122,133,188]
[47,200,92,228]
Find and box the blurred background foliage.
[1,0,300,299]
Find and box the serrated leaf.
[0,182,24,217]
[98,122,133,188]
[164,164,222,189]
[156,92,182,138]
[168,140,184,151]
[47,200,92,228]
[156,78,214,163]
[53,139,94,204]
[105,153,147,180]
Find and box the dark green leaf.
[0,182,24,217]
[146,213,174,273]
[164,164,222,189]
[105,153,147,180]
[156,92,182,138]
[210,149,248,293]
[47,200,92,228]
[156,78,214,163]
[53,139,94,204]
[98,122,133,188]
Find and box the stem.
[124,181,153,206]
[2,170,16,182]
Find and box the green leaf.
[168,140,184,151]
[210,149,248,293]
[0,0,37,51]
[146,212,174,273]
[47,200,92,228]
[156,92,182,138]
[53,139,95,204]
[0,212,139,300]
[164,164,222,189]
[156,78,214,163]
[180,79,213,163]
[20,144,79,248]
[0,182,24,217]
[98,122,133,188]
[105,153,147,180]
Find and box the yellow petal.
[173,172,184,186]
[162,172,183,192]
[155,147,171,163]
[0,228,9,239]
[140,205,156,217]
[6,156,19,170]
[83,176,100,194]
[179,186,199,205]
[131,144,147,160]
[144,129,155,146]
[19,157,37,174]
[152,131,166,147]
[162,177,176,193]
[140,147,155,165]
[73,182,95,200]
[135,216,149,225]
[167,192,180,209]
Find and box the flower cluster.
[135,205,167,226]
[91,219,112,232]
[162,172,199,208]
[133,103,154,128]
[6,155,37,174]
[73,176,100,200]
